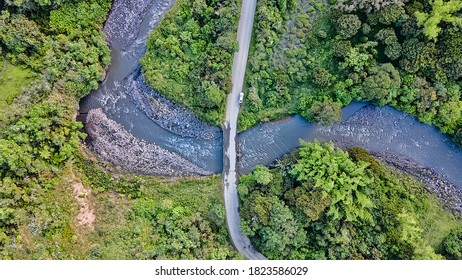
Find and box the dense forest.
[0,0,237,259]
[141,0,240,125]
[238,141,462,259]
[240,0,462,147]
[0,0,111,258]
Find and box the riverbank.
[85,108,212,177]
[370,151,462,217]
[124,70,221,140]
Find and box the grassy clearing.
[0,59,35,126]
[0,60,34,112]
[419,194,461,250]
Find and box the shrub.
[312,67,333,87]
[307,100,342,125]
[335,14,362,39]
[441,228,462,259]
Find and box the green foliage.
[415,0,462,41]
[253,165,273,185]
[0,12,44,57]
[5,0,68,10]
[341,46,372,72]
[334,14,362,39]
[0,99,85,257]
[0,60,35,124]
[384,41,402,60]
[84,175,240,260]
[362,63,401,105]
[336,0,407,14]
[290,141,374,222]
[1,101,84,177]
[141,0,239,125]
[0,0,111,100]
[369,3,404,25]
[305,100,342,125]
[239,141,462,259]
[0,0,111,258]
[76,158,142,198]
[238,0,317,130]
[347,146,382,174]
[312,67,333,87]
[441,228,462,259]
[333,40,352,58]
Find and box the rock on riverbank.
[85,108,212,177]
[123,71,221,140]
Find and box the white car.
[239,92,244,105]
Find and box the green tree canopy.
[415,0,462,41]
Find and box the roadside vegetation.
[141,0,240,125]
[238,141,462,259]
[240,0,462,147]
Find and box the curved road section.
[223,0,266,260]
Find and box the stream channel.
[80,0,462,192]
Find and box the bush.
[307,100,342,125]
[347,146,382,174]
[334,14,362,39]
[312,67,333,87]
[384,42,402,60]
[441,228,462,259]
[333,40,352,57]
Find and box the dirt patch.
[72,182,95,230]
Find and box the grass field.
[0,59,34,123]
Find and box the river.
[80,0,462,191]
[79,0,223,173]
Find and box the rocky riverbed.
[123,70,221,140]
[104,0,156,49]
[85,108,212,177]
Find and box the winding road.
[223,0,266,260]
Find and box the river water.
[79,0,223,172]
[80,0,462,190]
[238,103,462,189]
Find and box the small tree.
[253,165,273,185]
[335,14,362,39]
[415,0,462,41]
[307,100,342,125]
[441,228,462,259]
[312,67,333,87]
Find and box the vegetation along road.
[223,0,266,260]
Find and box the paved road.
[223,0,266,260]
